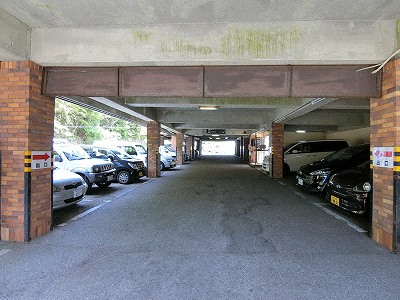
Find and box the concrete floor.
[1,155,399,300]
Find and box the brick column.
[172,133,184,165]
[370,58,400,252]
[185,136,192,160]
[147,121,161,178]
[271,123,284,179]
[0,61,54,242]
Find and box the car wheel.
[117,170,132,184]
[160,162,165,171]
[96,182,111,188]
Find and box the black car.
[83,146,146,184]
[296,144,370,193]
[325,160,371,215]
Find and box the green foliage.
[54,99,144,144]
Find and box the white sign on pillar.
[31,151,52,170]
[372,147,394,168]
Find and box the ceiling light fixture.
[296,130,306,133]
[198,105,219,110]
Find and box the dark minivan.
[296,144,370,193]
[83,146,146,184]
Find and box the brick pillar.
[271,123,284,179]
[185,136,192,160]
[370,58,400,252]
[147,121,161,178]
[243,137,250,162]
[0,61,54,242]
[173,133,184,165]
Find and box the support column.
[147,121,161,178]
[0,61,54,242]
[271,123,284,179]
[172,133,184,165]
[370,58,400,252]
[185,136,192,160]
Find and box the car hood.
[53,168,84,184]
[330,168,371,187]
[299,159,355,175]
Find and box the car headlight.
[53,185,62,192]
[92,165,101,173]
[310,169,331,176]
[128,162,138,169]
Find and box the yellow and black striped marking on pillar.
[394,147,400,173]
[24,151,32,173]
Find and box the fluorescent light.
[296,130,306,133]
[212,134,219,137]
[198,106,219,110]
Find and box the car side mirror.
[54,155,62,162]
[108,155,114,161]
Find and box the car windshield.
[135,145,147,155]
[321,146,366,163]
[355,160,371,171]
[59,145,90,160]
[284,143,297,152]
[111,148,132,159]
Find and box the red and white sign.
[31,151,52,170]
[373,147,393,168]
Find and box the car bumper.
[89,169,116,184]
[296,174,329,193]
[325,188,369,215]
[53,186,87,209]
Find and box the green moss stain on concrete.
[161,37,212,56]
[221,27,303,58]
[132,30,154,44]
[396,19,400,48]
[34,1,53,11]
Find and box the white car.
[53,167,88,209]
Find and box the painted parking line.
[70,204,104,221]
[313,202,367,233]
[293,191,307,199]
[0,249,11,257]
[278,181,286,186]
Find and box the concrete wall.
[326,127,370,146]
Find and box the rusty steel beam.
[291,65,380,98]
[119,66,203,97]
[204,66,291,97]
[42,67,119,96]
[42,65,380,98]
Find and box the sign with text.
[373,147,393,168]
[31,151,52,170]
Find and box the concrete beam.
[286,110,370,127]
[123,97,311,109]
[0,8,30,61]
[173,123,260,130]
[31,20,396,66]
[158,109,273,124]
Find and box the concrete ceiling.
[1,1,399,139]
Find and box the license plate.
[298,178,303,186]
[107,175,114,181]
[330,195,340,206]
[74,186,83,198]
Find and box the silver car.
[53,167,88,209]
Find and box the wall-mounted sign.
[373,147,393,168]
[31,151,52,169]
[206,129,225,134]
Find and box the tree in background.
[54,98,145,144]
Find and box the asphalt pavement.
[1,155,399,300]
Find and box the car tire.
[96,182,111,188]
[160,162,165,171]
[283,164,290,176]
[117,170,132,184]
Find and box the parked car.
[296,144,370,193]
[53,143,116,191]
[325,160,371,215]
[114,142,148,167]
[84,146,146,184]
[262,140,349,174]
[53,167,88,209]
[159,145,177,170]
